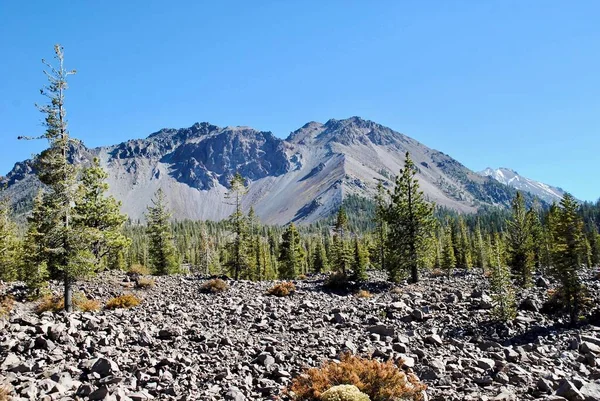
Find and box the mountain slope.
[479,167,565,204]
[3,117,551,224]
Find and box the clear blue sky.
[1,1,598,201]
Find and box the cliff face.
[3,117,538,224]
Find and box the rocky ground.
[2,270,600,401]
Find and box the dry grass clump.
[36,295,65,314]
[356,289,372,299]
[201,278,229,293]
[297,274,308,280]
[105,294,141,310]
[36,293,102,313]
[431,268,445,278]
[77,297,101,312]
[267,281,296,297]
[289,353,426,401]
[0,295,15,319]
[390,287,403,295]
[128,264,150,275]
[0,385,12,401]
[136,277,156,289]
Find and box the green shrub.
[325,271,349,290]
[267,281,296,297]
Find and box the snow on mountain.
[479,167,565,204]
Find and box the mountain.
[479,167,565,204]
[3,117,549,225]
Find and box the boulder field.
[2,271,600,401]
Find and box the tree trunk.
[64,272,73,312]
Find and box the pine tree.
[351,237,369,281]
[373,181,388,271]
[0,195,19,282]
[225,173,249,280]
[507,192,535,287]
[278,223,302,279]
[588,225,600,267]
[331,207,351,276]
[455,218,472,269]
[146,189,179,275]
[551,193,588,325]
[441,225,456,278]
[21,45,95,312]
[473,220,487,273]
[74,158,130,269]
[312,237,329,273]
[20,193,49,297]
[527,202,544,271]
[490,233,516,321]
[384,152,435,283]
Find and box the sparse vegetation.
[128,264,151,275]
[105,294,141,309]
[289,353,426,401]
[356,289,372,298]
[136,277,156,289]
[0,295,15,319]
[320,384,370,401]
[267,281,296,297]
[75,295,101,312]
[36,293,101,313]
[201,278,229,293]
[36,295,65,314]
[0,385,11,401]
[325,271,350,290]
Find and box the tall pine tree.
[507,192,535,287]
[225,173,249,280]
[551,193,588,325]
[146,189,179,275]
[278,223,302,279]
[21,45,95,312]
[385,152,435,283]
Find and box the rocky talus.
[2,271,600,401]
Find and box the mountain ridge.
[2,117,557,224]
[479,167,565,204]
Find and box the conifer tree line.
[0,45,599,322]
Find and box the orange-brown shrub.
[289,353,426,401]
[77,297,101,312]
[0,385,11,401]
[0,296,15,319]
[36,293,101,313]
[356,289,372,299]
[267,281,296,297]
[201,278,229,293]
[36,295,65,314]
[297,274,308,280]
[431,268,445,278]
[105,294,141,310]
